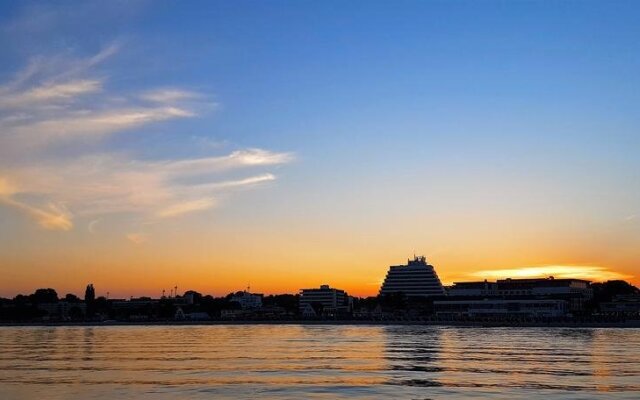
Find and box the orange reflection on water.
[590,329,613,392]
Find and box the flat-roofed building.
[445,276,592,314]
[299,285,349,317]
[37,302,86,320]
[434,298,568,318]
[230,290,263,310]
[496,277,592,298]
[379,256,446,298]
[447,280,497,296]
[600,294,640,317]
[447,277,591,298]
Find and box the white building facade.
[230,291,263,310]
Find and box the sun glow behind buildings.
[471,265,634,282]
[0,1,639,299]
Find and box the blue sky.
[0,1,638,296]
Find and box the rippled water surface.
[1,325,639,399]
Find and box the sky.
[0,0,638,298]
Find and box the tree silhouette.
[591,280,639,304]
[65,293,81,303]
[85,284,96,317]
[29,288,58,303]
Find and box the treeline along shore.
[1,278,639,327]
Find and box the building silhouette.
[230,290,263,310]
[379,256,446,297]
[434,298,568,318]
[445,277,592,314]
[299,285,350,317]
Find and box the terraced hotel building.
[379,256,446,297]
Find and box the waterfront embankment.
[2,319,639,328]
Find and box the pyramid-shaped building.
[379,256,446,297]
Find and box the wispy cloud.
[0,177,17,196]
[5,106,194,147]
[126,232,149,245]
[470,265,633,282]
[0,79,102,108]
[157,198,216,218]
[88,218,101,234]
[0,43,199,152]
[141,89,201,104]
[1,146,291,227]
[0,44,294,235]
[2,150,290,216]
[0,178,70,230]
[0,196,72,231]
[161,149,295,175]
[192,173,276,191]
[0,42,118,95]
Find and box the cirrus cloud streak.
[0,45,294,236]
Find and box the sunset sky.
[0,1,638,299]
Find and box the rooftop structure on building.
[379,255,446,298]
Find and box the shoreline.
[2,319,639,328]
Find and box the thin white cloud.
[88,218,101,234]
[0,177,17,196]
[0,44,294,235]
[0,79,102,108]
[141,89,201,104]
[0,196,72,231]
[0,45,197,151]
[85,43,120,69]
[163,149,294,175]
[192,173,276,191]
[229,148,295,166]
[40,42,121,84]
[0,59,44,95]
[1,148,291,224]
[126,232,148,245]
[4,106,195,148]
[157,198,216,218]
[0,43,118,94]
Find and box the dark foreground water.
[0,325,639,399]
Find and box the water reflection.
[0,325,638,399]
[383,326,443,388]
[589,329,640,393]
[83,327,95,361]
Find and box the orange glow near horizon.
[2,243,637,299]
[1,0,640,307]
[2,194,639,298]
